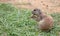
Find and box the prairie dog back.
[38,15,54,30]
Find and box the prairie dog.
[31,8,54,31]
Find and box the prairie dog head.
[31,8,43,21]
[32,8,42,16]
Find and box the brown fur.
[31,8,54,31]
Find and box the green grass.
[0,3,60,36]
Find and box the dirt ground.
[0,0,60,13]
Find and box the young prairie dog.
[31,8,54,31]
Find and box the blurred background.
[0,0,60,13]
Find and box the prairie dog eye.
[34,9,36,11]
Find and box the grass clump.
[0,3,60,36]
